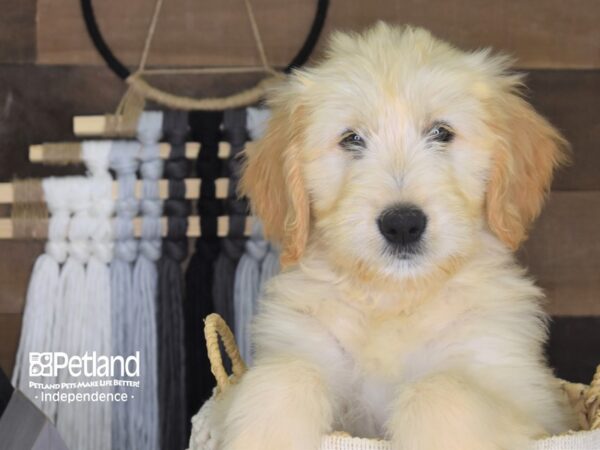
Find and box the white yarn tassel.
[110,141,141,450]
[82,141,114,450]
[132,112,163,450]
[54,177,92,450]
[11,177,69,420]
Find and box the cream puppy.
[211,23,576,450]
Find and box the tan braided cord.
[11,179,48,239]
[125,72,284,112]
[204,313,247,394]
[586,364,600,430]
[562,380,591,430]
[562,365,600,431]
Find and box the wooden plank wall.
[0,0,598,383]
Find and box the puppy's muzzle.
[377,205,427,253]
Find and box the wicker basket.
[188,314,600,450]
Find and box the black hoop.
[80,0,330,81]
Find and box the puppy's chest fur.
[308,283,475,436]
[313,283,468,377]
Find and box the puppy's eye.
[428,123,455,144]
[339,130,366,153]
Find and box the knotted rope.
[132,112,163,450]
[234,221,268,364]
[185,111,223,429]
[81,141,114,450]
[233,107,279,364]
[11,179,65,419]
[158,110,189,450]
[110,140,140,450]
[213,109,249,330]
[53,176,93,450]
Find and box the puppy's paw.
[212,359,332,450]
[389,373,541,450]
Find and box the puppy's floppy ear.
[239,84,310,267]
[486,92,569,250]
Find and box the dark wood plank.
[326,0,600,69]
[527,71,600,191]
[37,0,600,69]
[0,0,36,63]
[520,192,600,316]
[0,314,21,379]
[0,65,123,181]
[37,0,314,67]
[547,317,600,384]
[0,242,44,314]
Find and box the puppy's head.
[241,23,567,281]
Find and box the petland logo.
[29,351,140,378]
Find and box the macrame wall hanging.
[6,2,330,449]
[6,110,296,448]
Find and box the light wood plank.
[37,0,600,69]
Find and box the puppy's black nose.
[377,205,427,248]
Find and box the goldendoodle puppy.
[212,23,576,450]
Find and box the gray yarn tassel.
[234,221,268,364]
[233,107,280,365]
[132,111,163,450]
[158,110,189,450]
[247,107,280,293]
[246,106,271,141]
[213,109,248,329]
[259,242,280,290]
[110,141,140,450]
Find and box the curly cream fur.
[223,23,575,450]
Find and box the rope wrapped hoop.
[80,0,329,112]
